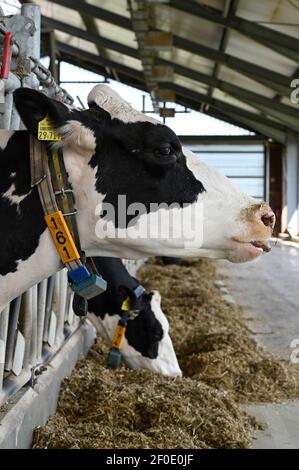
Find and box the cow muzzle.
[230,204,275,262]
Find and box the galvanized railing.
[0,3,79,407]
[0,270,80,406]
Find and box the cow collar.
[107,284,145,369]
[29,135,107,308]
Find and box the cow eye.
[155,145,172,156]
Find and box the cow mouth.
[232,238,271,254]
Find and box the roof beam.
[42,16,139,59]
[168,83,293,143]
[55,42,144,82]
[48,0,291,97]
[176,95,288,144]
[155,60,299,131]
[206,0,238,98]
[49,0,132,29]
[170,0,299,63]
[61,56,145,92]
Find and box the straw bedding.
[33,258,298,449]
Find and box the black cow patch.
[86,111,205,228]
[0,132,46,275]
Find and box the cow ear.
[13,88,70,137]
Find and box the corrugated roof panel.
[38,0,85,30]
[174,75,210,95]
[212,89,261,114]
[225,30,297,76]
[170,49,215,76]
[87,0,130,19]
[156,4,224,49]
[105,50,143,71]
[54,31,98,56]
[218,65,276,98]
[238,0,299,39]
[94,19,137,48]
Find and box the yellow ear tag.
[121,296,130,311]
[38,116,62,141]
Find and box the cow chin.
[227,240,267,263]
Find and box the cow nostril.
[261,212,275,228]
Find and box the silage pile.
[139,258,299,403]
[33,258,299,449]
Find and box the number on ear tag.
[38,116,62,141]
[45,210,80,264]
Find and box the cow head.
[14,86,275,263]
[86,289,182,377]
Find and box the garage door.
[184,143,265,200]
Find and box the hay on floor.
[139,258,299,403]
[33,257,298,449]
[33,344,258,449]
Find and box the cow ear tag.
[38,115,62,141]
[107,296,130,369]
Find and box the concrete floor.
[216,241,299,449]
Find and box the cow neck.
[29,135,83,267]
[29,135,106,309]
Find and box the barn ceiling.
[26,0,299,143]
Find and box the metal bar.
[43,276,55,342]
[55,270,68,345]
[29,284,38,365]
[21,3,40,89]
[37,280,47,362]
[49,30,58,83]
[18,290,33,369]
[0,306,10,390]
[206,0,238,99]
[4,297,21,371]
[56,41,144,82]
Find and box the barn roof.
[32,0,299,143]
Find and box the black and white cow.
[0,85,274,309]
[73,257,181,376]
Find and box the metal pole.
[19,290,33,369]
[0,306,10,390]
[43,276,55,342]
[4,296,22,371]
[29,284,38,365]
[20,4,40,90]
[56,270,68,345]
[37,279,47,362]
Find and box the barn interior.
[0,0,299,450]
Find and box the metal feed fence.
[0,271,80,406]
[0,3,78,407]
[0,3,142,409]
